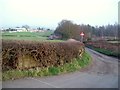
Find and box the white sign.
[80,32,84,36]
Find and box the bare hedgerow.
[2,40,84,71]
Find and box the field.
[2,31,63,42]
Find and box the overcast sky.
[0,0,119,29]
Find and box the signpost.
[80,32,84,42]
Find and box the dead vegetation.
[2,40,85,71]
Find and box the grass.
[86,45,120,58]
[2,31,64,42]
[2,35,47,41]
[2,31,53,37]
[93,48,120,58]
[107,41,120,44]
[2,52,92,81]
[2,31,50,40]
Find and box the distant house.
[7,28,27,33]
[29,29,37,32]
[1,28,6,33]
[38,30,45,32]
[14,28,28,32]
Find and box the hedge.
[2,40,85,71]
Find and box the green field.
[2,31,63,42]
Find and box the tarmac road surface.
[2,48,119,88]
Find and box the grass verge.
[86,45,120,58]
[2,52,92,81]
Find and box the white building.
[14,28,28,32]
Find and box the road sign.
[80,32,84,42]
[80,32,84,36]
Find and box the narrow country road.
[2,48,119,88]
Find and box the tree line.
[54,20,119,41]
